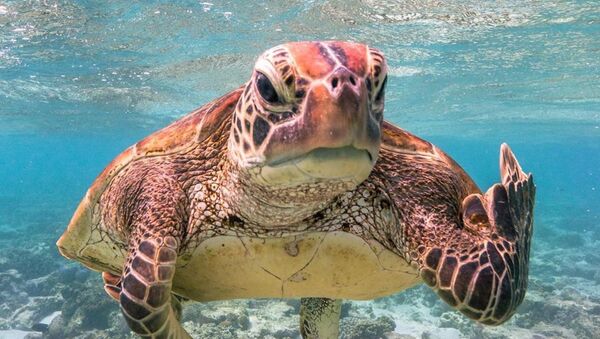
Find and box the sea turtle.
[57,41,535,339]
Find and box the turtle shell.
[56,88,242,272]
[381,121,480,194]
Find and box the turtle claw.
[104,284,121,301]
[102,271,122,301]
[482,144,535,243]
[500,143,528,186]
[485,183,516,241]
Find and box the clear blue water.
[1,1,599,338]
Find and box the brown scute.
[158,265,175,281]
[56,88,242,268]
[136,87,243,156]
[381,121,480,194]
[494,274,513,319]
[425,248,442,270]
[164,236,178,249]
[132,256,156,283]
[381,121,435,154]
[139,240,156,259]
[143,310,169,333]
[316,43,337,68]
[252,116,270,147]
[503,252,515,278]
[236,118,242,134]
[158,247,177,263]
[470,266,494,310]
[486,242,505,275]
[123,273,147,300]
[147,285,169,308]
[88,146,136,203]
[479,252,489,265]
[102,271,121,287]
[488,184,516,240]
[439,256,458,288]
[455,261,478,301]
[120,293,151,320]
[233,129,240,144]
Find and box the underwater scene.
[0,1,599,338]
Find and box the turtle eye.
[256,72,280,104]
[375,75,387,102]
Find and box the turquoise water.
[1,1,599,338]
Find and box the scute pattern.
[120,236,185,338]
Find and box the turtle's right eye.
[375,75,387,102]
[256,72,280,104]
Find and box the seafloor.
[1,1,599,338]
[1,200,599,339]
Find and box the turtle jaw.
[253,146,376,188]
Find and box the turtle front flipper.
[300,298,342,339]
[103,271,185,322]
[120,235,191,339]
[420,144,535,325]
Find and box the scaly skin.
[60,41,534,338]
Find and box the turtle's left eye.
[256,72,280,104]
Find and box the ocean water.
[0,1,599,338]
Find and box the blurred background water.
[0,1,598,338]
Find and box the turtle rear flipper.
[423,144,535,325]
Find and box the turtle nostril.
[349,76,356,86]
[331,77,339,89]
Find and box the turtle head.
[228,41,387,192]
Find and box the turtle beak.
[263,68,381,166]
[323,67,379,159]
